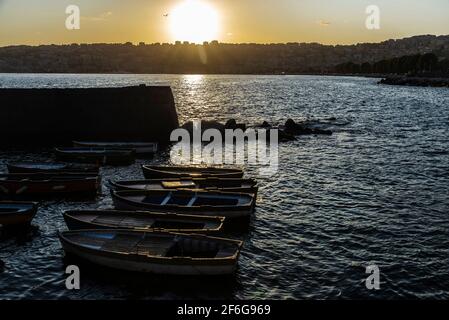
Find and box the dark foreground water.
[1,74,449,300]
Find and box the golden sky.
[0,0,448,46]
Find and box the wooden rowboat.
[73,141,158,155]
[0,174,101,196]
[110,178,258,194]
[55,148,135,166]
[142,165,244,179]
[7,162,99,175]
[0,201,38,226]
[63,210,224,233]
[58,229,243,275]
[112,189,255,218]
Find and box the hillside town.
[0,35,448,74]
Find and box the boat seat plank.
[135,238,174,256]
[216,247,235,258]
[160,193,172,206]
[187,196,197,207]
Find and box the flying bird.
[318,20,331,27]
[163,13,169,17]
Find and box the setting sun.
[169,0,219,43]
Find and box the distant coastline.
[1,34,448,88]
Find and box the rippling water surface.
[1,74,449,300]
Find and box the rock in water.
[181,120,225,135]
[284,118,332,136]
[285,118,297,132]
[0,259,5,273]
[279,130,296,142]
[260,121,272,128]
[313,128,333,135]
[225,119,237,129]
[285,118,311,135]
[225,119,246,131]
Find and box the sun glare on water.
[169,0,219,43]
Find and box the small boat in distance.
[73,141,158,155]
[142,165,244,179]
[110,178,258,194]
[7,162,99,175]
[55,148,135,166]
[112,189,255,218]
[0,174,101,196]
[0,201,38,227]
[63,210,224,233]
[59,230,243,275]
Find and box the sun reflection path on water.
[183,74,205,85]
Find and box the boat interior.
[127,192,249,207]
[67,232,238,259]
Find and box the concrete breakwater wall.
[0,85,179,147]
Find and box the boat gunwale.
[73,141,158,150]
[109,178,258,193]
[7,162,100,174]
[142,165,244,178]
[55,147,135,156]
[143,165,243,174]
[63,210,225,233]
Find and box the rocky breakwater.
[179,118,334,143]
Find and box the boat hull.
[0,213,35,226]
[73,141,158,155]
[55,148,135,166]
[0,177,101,196]
[7,162,99,175]
[0,202,38,226]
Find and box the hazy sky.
[0,0,448,46]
